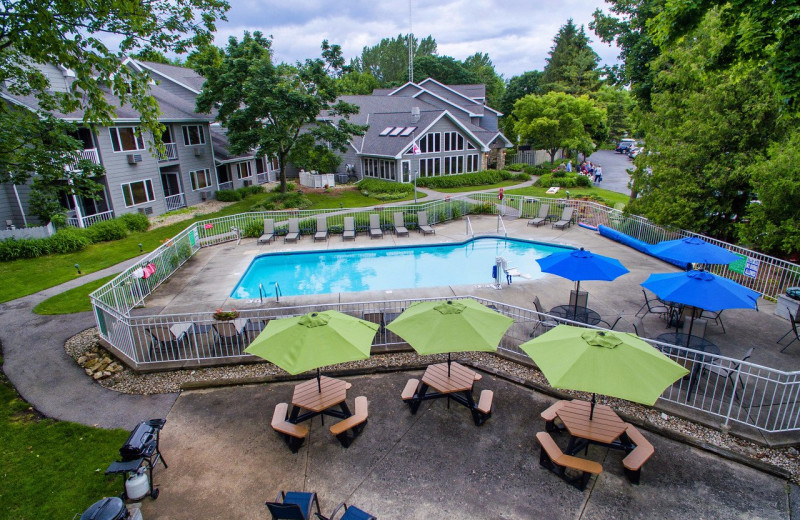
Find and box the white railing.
[65,148,100,171]
[164,193,186,212]
[65,210,115,228]
[299,171,335,188]
[156,143,178,162]
[218,181,233,191]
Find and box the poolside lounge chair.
[369,214,383,239]
[266,491,320,520]
[258,218,275,244]
[551,207,574,230]
[146,323,191,359]
[343,217,356,241]
[317,502,377,520]
[393,212,409,236]
[417,211,435,235]
[528,204,550,227]
[284,218,300,243]
[314,216,328,241]
[213,320,247,355]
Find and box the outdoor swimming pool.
[231,237,571,298]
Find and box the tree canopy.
[463,52,505,108]
[350,34,437,86]
[541,19,602,95]
[512,91,607,163]
[195,33,367,192]
[412,55,479,86]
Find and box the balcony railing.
[156,143,179,162]
[65,148,100,171]
[218,181,233,191]
[164,193,186,212]
[66,210,114,228]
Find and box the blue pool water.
[231,237,571,298]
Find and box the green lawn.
[304,187,424,208]
[504,185,630,207]
[431,179,526,193]
[33,275,117,315]
[0,365,128,519]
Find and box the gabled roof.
[416,78,484,115]
[210,125,256,164]
[134,60,206,93]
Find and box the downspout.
[12,184,28,227]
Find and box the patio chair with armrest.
[632,317,649,338]
[315,502,376,520]
[700,309,725,333]
[551,207,574,230]
[417,211,435,235]
[778,310,800,352]
[680,318,707,338]
[259,218,275,244]
[531,296,558,336]
[343,217,356,241]
[528,203,550,227]
[597,311,624,330]
[285,218,301,243]
[393,212,409,236]
[369,214,383,239]
[213,320,247,355]
[569,290,588,309]
[636,289,670,319]
[314,216,329,241]
[703,347,754,402]
[266,491,321,520]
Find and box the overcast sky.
[211,0,621,79]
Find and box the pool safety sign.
[728,253,759,279]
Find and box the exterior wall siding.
[39,63,70,93]
[168,123,216,206]
[397,118,484,182]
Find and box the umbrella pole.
[685,307,696,348]
[574,280,581,319]
[317,368,321,393]
[590,393,596,421]
[448,352,451,377]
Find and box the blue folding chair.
[316,502,377,520]
[266,491,320,520]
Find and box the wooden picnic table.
[406,362,491,426]
[289,376,353,424]
[556,399,629,454]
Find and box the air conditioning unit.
[193,147,204,156]
[127,154,142,164]
[200,190,210,201]
[137,206,153,215]
[242,180,252,187]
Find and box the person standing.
[594,164,603,183]
[566,160,572,173]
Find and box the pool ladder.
[497,213,507,238]
[258,282,282,303]
[466,217,474,238]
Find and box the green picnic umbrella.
[245,310,379,392]
[386,299,514,376]
[520,325,688,419]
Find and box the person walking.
[594,164,603,183]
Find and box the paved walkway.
[0,255,178,429]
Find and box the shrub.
[243,219,264,238]
[48,227,90,254]
[415,170,528,189]
[85,219,128,243]
[237,185,264,197]
[505,162,527,172]
[0,227,91,261]
[117,213,150,232]
[216,189,242,202]
[357,179,414,194]
[526,165,551,176]
[535,172,593,188]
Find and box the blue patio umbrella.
[536,248,630,316]
[648,236,740,266]
[641,269,759,344]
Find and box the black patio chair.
[778,312,800,352]
[597,311,624,331]
[315,502,377,520]
[702,347,754,402]
[635,289,669,319]
[266,491,320,520]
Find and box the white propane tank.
[125,469,150,500]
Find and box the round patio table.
[549,305,602,325]
[655,332,721,399]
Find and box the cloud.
[212,0,620,77]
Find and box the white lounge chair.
[369,214,383,239]
[417,211,435,235]
[258,218,275,244]
[284,218,300,243]
[393,212,409,237]
[343,217,356,241]
[314,216,328,241]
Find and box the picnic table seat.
[329,396,368,448]
[473,389,494,426]
[622,424,654,484]
[401,378,420,401]
[540,400,567,433]
[536,431,603,491]
[271,402,308,453]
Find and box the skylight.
[390,127,404,136]
[379,127,393,136]
[400,126,417,136]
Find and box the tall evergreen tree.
[351,34,436,87]
[541,20,601,95]
[463,52,505,108]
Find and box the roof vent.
[411,106,420,123]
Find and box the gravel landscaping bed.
[66,327,800,483]
[148,199,237,229]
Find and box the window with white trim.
[466,154,479,172]
[419,157,441,177]
[190,169,212,190]
[181,125,205,146]
[236,161,252,179]
[109,126,145,152]
[418,132,441,154]
[443,131,465,152]
[362,158,396,180]
[121,179,155,207]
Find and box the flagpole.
[412,132,418,204]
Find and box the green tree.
[186,44,224,72]
[195,33,367,192]
[513,91,607,163]
[541,19,602,95]
[629,13,784,242]
[499,71,545,137]
[463,52,505,108]
[132,47,180,65]
[352,34,437,86]
[739,129,800,256]
[338,70,381,95]
[412,55,479,85]
[592,85,635,144]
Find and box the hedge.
[534,172,593,188]
[415,170,529,189]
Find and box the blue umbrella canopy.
[648,236,740,266]
[536,248,630,282]
[640,270,759,312]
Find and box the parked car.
[615,139,637,153]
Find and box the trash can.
[80,497,129,520]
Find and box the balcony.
[156,143,179,162]
[65,210,114,228]
[65,148,100,171]
[165,193,186,212]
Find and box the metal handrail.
[258,283,265,304]
[274,281,281,303]
[466,216,474,237]
[497,213,507,237]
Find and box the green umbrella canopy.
[386,299,514,355]
[520,325,688,406]
[245,310,379,375]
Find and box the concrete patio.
[139,370,796,520]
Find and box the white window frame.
[181,125,206,146]
[466,154,479,172]
[236,161,252,179]
[190,168,212,191]
[121,179,155,207]
[109,126,145,152]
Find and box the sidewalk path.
[0,255,178,429]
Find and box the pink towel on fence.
[204,223,214,229]
[142,263,157,279]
